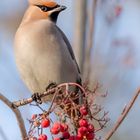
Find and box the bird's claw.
[46,82,57,91]
[31,93,42,104]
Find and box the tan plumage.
[14,0,81,101]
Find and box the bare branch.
[13,83,86,108]
[13,88,56,108]
[0,93,27,140]
[83,0,97,81]
[73,0,87,73]
[104,88,140,140]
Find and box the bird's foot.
[46,82,57,91]
[31,93,42,104]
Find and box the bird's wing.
[56,27,81,74]
[56,27,82,103]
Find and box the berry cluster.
[75,106,95,140]
[29,105,95,140]
[27,83,109,140]
[29,113,71,140]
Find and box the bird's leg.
[46,82,57,91]
[31,93,42,104]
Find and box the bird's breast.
[14,20,78,95]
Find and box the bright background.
[0,0,140,139]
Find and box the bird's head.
[26,0,66,23]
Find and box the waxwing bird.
[14,0,81,102]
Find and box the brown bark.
[0,93,27,140]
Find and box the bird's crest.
[28,0,57,8]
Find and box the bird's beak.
[51,5,67,13]
[58,5,67,11]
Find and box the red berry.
[38,134,47,140]
[78,127,88,136]
[87,124,95,132]
[77,136,83,140]
[60,123,68,132]
[69,136,82,140]
[79,119,88,127]
[51,127,59,135]
[31,114,37,120]
[77,132,83,139]
[69,136,75,140]
[80,106,88,116]
[53,122,61,130]
[41,119,50,128]
[53,138,60,140]
[86,132,95,140]
[51,122,61,134]
[62,131,70,139]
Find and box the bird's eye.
[36,5,56,12]
[40,6,48,12]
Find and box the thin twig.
[0,93,27,140]
[47,90,58,113]
[104,89,140,140]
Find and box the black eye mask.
[36,5,59,12]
